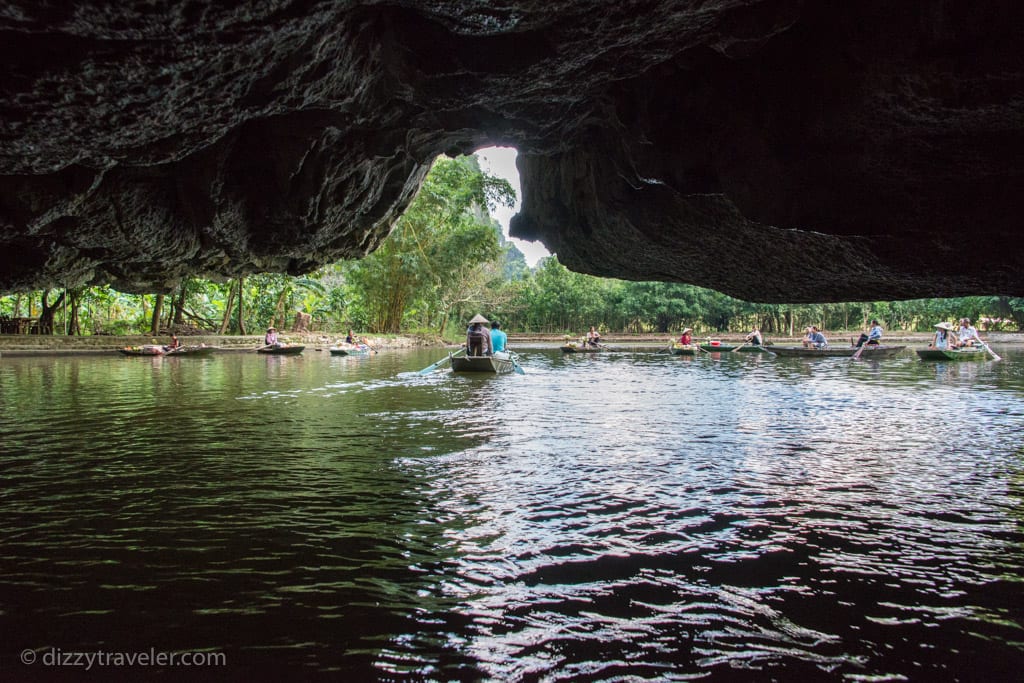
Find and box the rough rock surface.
[1,1,1022,302]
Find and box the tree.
[345,155,514,333]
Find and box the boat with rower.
[669,343,700,356]
[257,343,305,355]
[916,347,990,361]
[698,341,768,353]
[561,341,603,353]
[329,343,371,356]
[451,351,517,374]
[769,344,906,358]
[119,344,166,356]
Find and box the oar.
[852,336,869,360]
[657,340,673,354]
[731,339,751,353]
[361,336,379,354]
[418,347,465,374]
[977,338,1001,361]
[509,350,526,375]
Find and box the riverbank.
[1,330,1019,355]
[0,332,442,356]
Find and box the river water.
[1,345,1022,680]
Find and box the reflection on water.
[1,346,1023,679]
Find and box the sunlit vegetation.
[2,155,1022,338]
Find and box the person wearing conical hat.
[931,322,953,350]
[466,314,492,357]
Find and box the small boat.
[769,345,906,358]
[329,344,371,356]
[561,342,602,353]
[916,347,990,361]
[257,344,305,355]
[165,345,217,357]
[698,341,768,353]
[119,344,165,356]
[450,352,516,374]
[670,343,700,356]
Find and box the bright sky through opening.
[476,146,550,267]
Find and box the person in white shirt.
[956,318,980,347]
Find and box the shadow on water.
[1,346,1022,679]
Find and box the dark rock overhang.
[1,1,1022,302]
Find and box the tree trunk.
[172,279,188,326]
[273,288,289,330]
[38,289,66,335]
[150,294,164,335]
[67,288,83,335]
[237,277,246,335]
[219,281,236,334]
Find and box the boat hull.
[670,344,699,356]
[329,346,370,356]
[698,343,768,353]
[916,347,989,361]
[769,345,906,358]
[450,354,515,374]
[561,345,602,353]
[257,344,305,355]
[165,345,216,357]
[119,345,165,356]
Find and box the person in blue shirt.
[490,321,507,353]
[802,326,828,349]
[855,319,883,348]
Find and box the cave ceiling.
[1,1,1022,302]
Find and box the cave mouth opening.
[474,145,549,268]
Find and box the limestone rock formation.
[2,1,1022,302]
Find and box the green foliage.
[343,155,513,333]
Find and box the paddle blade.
[418,356,451,374]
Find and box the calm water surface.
[1,346,1023,681]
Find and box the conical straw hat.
[468,314,490,324]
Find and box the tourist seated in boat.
[490,321,507,353]
[802,326,828,349]
[164,333,181,351]
[956,318,981,347]
[586,326,602,347]
[745,328,763,346]
[854,319,883,348]
[466,314,492,356]
[345,329,355,344]
[265,326,279,346]
[930,322,954,349]
[678,328,693,345]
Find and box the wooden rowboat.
[698,342,768,353]
[119,344,165,356]
[257,344,305,355]
[916,347,990,361]
[450,353,515,374]
[561,343,602,353]
[769,345,906,358]
[165,345,217,357]
[329,344,371,356]
[670,343,700,356]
